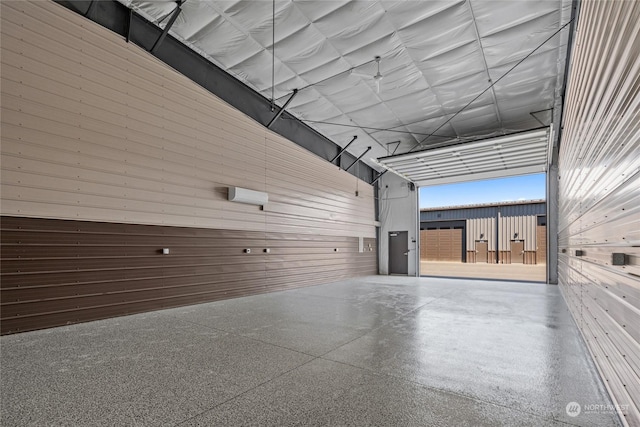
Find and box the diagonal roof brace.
[84,0,97,17]
[150,1,183,54]
[330,135,358,164]
[266,89,298,129]
[371,169,387,185]
[345,147,372,172]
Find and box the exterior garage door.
[423,228,463,262]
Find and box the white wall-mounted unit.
[228,187,268,206]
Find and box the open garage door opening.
[418,175,547,283]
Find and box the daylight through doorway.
[418,174,547,282]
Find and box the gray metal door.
[389,231,408,275]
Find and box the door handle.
[403,252,408,256]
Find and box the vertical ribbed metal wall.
[420,201,545,263]
[498,203,546,252]
[558,0,640,424]
[467,216,497,251]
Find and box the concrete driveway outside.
[421,261,546,282]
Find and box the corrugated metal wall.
[0,1,375,237]
[420,202,545,262]
[498,203,546,252]
[1,216,377,334]
[558,0,640,424]
[0,1,377,333]
[467,216,496,251]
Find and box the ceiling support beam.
[266,89,298,129]
[151,2,183,54]
[330,136,358,164]
[345,147,372,172]
[126,7,133,43]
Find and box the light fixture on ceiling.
[351,56,384,93]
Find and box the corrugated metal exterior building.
[420,200,546,264]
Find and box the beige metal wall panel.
[498,214,539,252]
[421,202,545,256]
[524,251,536,265]
[467,217,496,251]
[0,1,375,238]
[499,203,546,253]
[558,0,640,424]
[466,250,477,263]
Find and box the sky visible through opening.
[419,173,546,209]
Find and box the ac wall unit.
[228,186,268,206]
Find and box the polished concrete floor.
[1,276,620,427]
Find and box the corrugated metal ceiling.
[118,0,572,176]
